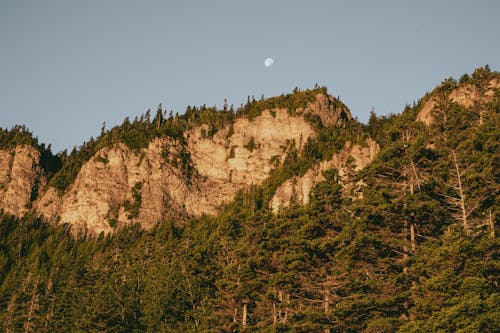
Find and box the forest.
[0,67,498,332]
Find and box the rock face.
[301,93,352,127]
[0,145,41,217]
[0,93,362,234]
[33,106,320,234]
[187,108,316,208]
[271,138,380,213]
[36,138,205,235]
[416,79,500,126]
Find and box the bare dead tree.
[442,150,480,234]
[487,210,495,238]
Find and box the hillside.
[0,88,357,235]
[0,67,499,332]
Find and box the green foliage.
[123,182,143,219]
[228,145,236,159]
[108,218,118,228]
[45,87,338,193]
[400,230,499,333]
[0,125,39,149]
[0,126,62,182]
[242,87,327,121]
[95,154,109,164]
[0,67,498,332]
[244,137,256,152]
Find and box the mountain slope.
[0,67,498,332]
[0,88,361,235]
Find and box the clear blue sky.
[1,0,499,152]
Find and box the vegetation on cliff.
[45,87,343,193]
[0,67,498,332]
[0,126,61,181]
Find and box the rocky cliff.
[0,92,363,234]
[187,108,315,205]
[0,145,41,217]
[35,138,197,234]
[416,78,500,126]
[34,106,318,234]
[6,72,496,234]
[271,138,379,213]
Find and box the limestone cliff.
[0,145,41,217]
[271,138,380,213]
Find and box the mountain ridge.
[0,68,498,237]
[0,88,360,234]
[0,66,498,332]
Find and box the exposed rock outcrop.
[0,145,41,217]
[35,138,206,234]
[2,92,359,234]
[187,108,316,208]
[416,79,500,126]
[300,93,352,127]
[271,138,380,213]
[32,93,348,234]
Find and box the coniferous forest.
[0,67,499,332]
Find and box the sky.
[1,0,499,152]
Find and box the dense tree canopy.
[0,69,498,332]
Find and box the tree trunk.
[411,162,421,190]
[403,168,409,265]
[451,150,469,233]
[242,302,248,328]
[44,270,56,329]
[324,289,330,314]
[284,292,289,323]
[273,300,277,325]
[409,174,416,252]
[24,274,40,333]
[5,291,17,333]
[488,210,495,238]
[410,223,416,252]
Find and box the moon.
[264,58,274,67]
